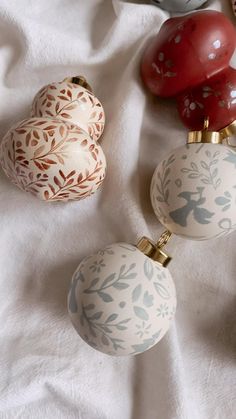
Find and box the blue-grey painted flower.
[157,303,169,318]
[89,259,106,273]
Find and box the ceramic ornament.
[0,77,106,202]
[177,68,236,131]
[141,11,236,97]
[150,0,207,12]
[150,123,236,240]
[68,237,176,356]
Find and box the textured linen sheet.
[0,0,235,418]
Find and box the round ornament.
[68,242,176,356]
[177,67,236,131]
[150,0,207,12]
[31,77,105,142]
[0,120,106,201]
[151,143,236,240]
[0,77,106,202]
[141,11,236,97]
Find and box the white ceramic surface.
[31,80,105,142]
[151,143,236,240]
[151,0,207,12]
[68,242,176,356]
[0,119,106,201]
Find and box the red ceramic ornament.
[141,11,236,97]
[177,67,236,131]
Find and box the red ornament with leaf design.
[141,10,236,97]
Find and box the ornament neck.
[187,117,222,145]
[137,231,172,268]
[63,76,92,92]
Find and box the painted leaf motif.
[106,313,118,323]
[143,291,154,308]
[132,284,142,302]
[144,258,154,280]
[133,306,149,321]
[101,335,109,346]
[90,311,103,320]
[98,291,113,302]
[154,282,170,299]
[101,273,116,288]
[113,282,129,290]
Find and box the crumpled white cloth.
[0,0,235,418]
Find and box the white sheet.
[0,0,235,418]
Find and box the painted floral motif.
[151,144,236,240]
[152,53,176,79]
[68,243,176,356]
[0,118,106,201]
[152,154,175,205]
[31,80,105,142]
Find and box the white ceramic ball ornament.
[150,0,207,12]
[68,242,176,356]
[151,143,236,240]
[0,77,106,202]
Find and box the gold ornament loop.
[156,230,172,249]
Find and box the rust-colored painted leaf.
[50,85,57,90]
[47,94,55,101]
[46,102,52,107]
[51,139,56,148]
[61,113,72,119]
[65,104,76,111]
[35,183,44,187]
[49,184,56,194]
[81,140,87,147]
[57,155,64,164]
[67,90,72,98]
[55,102,60,112]
[54,176,62,187]
[98,112,103,121]
[29,172,34,181]
[78,184,88,189]
[77,173,83,183]
[59,170,66,180]
[15,129,27,134]
[43,158,56,164]
[34,145,45,158]
[65,179,74,187]
[90,111,96,119]
[81,97,87,103]
[45,110,54,117]
[67,137,78,143]
[43,132,48,142]
[34,161,43,170]
[16,141,22,147]
[16,156,25,161]
[58,95,69,101]
[39,110,43,117]
[16,149,25,154]
[42,98,47,106]
[44,125,57,131]
[26,133,31,146]
[34,120,47,126]
[91,152,97,161]
[42,163,50,170]
[31,140,38,146]
[67,170,76,179]
[44,190,49,200]
[60,89,66,94]
[33,130,40,139]
[59,125,64,137]
[77,92,83,99]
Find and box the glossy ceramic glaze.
[151,144,236,240]
[141,11,236,97]
[68,243,176,356]
[151,0,207,12]
[31,80,105,142]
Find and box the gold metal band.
[63,76,92,92]
[137,231,172,268]
[187,117,222,144]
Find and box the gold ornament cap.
[187,118,222,144]
[63,75,92,92]
[137,231,172,268]
[220,120,236,140]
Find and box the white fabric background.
[0,0,235,418]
